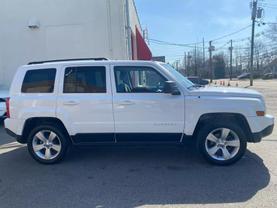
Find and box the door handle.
[119,100,135,105]
[63,101,80,106]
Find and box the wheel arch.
[193,113,252,140]
[21,117,72,144]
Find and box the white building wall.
[129,0,142,33]
[0,0,141,88]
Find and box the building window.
[21,68,56,93]
[64,66,106,93]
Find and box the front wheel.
[27,125,69,164]
[197,122,247,165]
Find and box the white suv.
[4,59,274,165]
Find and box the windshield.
[161,64,195,89]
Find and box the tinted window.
[114,66,167,93]
[21,68,56,93]
[64,66,106,93]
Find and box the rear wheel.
[197,122,247,165]
[27,125,69,164]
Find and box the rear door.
[57,64,115,144]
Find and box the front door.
[112,65,185,143]
[57,64,115,144]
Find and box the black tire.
[197,122,247,166]
[27,124,69,164]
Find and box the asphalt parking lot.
[0,79,277,208]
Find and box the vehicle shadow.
[0,143,270,208]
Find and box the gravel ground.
[0,79,276,208]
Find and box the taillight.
[5,97,10,118]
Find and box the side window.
[114,66,167,93]
[63,66,106,93]
[21,68,56,93]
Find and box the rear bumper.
[5,128,25,144]
[5,128,18,138]
[250,124,274,143]
[4,118,25,136]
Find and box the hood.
[189,86,262,99]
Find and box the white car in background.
[0,90,9,119]
[0,101,5,117]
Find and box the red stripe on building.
[136,27,152,60]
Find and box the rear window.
[21,68,56,93]
[63,66,106,93]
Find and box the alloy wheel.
[205,128,240,161]
[32,130,62,160]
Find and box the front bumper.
[246,114,274,143]
[250,124,274,143]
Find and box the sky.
[135,0,277,63]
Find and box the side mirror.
[164,81,181,95]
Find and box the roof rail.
[28,58,109,65]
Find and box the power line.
[262,5,277,8]
[215,41,230,51]
[149,24,252,48]
[259,3,277,7]
[161,39,277,58]
[211,25,252,42]
[149,39,203,48]
[159,43,277,60]
[264,22,277,25]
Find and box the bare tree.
[265,20,277,43]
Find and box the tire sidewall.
[27,125,68,164]
[197,122,247,165]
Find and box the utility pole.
[202,38,205,63]
[183,52,187,68]
[236,56,238,76]
[202,38,205,76]
[143,27,149,45]
[194,45,197,76]
[183,52,187,74]
[176,60,180,71]
[187,52,191,76]
[229,40,233,80]
[239,54,242,73]
[257,50,260,71]
[209,41,215,82]
[250,0,258,86]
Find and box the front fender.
[184,96,264,135]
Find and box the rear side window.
[63,66,106,93]
[21,68,56,93]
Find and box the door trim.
[70,133,184,145]
[71,133,115,144]
[116,133,182,143]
